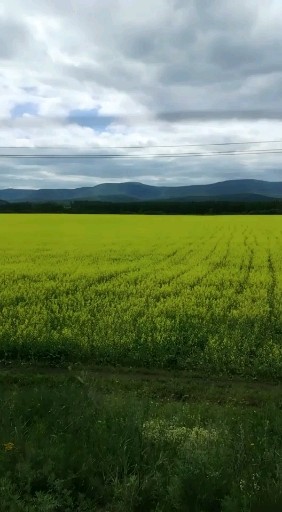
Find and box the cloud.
[0,17,32,60]
[1,0,282,187]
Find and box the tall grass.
[0,376,282,511]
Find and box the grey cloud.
[5,0,281,111]
[0,17,31,59]
[208,37,282,78]
[119,29,159,60]
[157,110,282,122]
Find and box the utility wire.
[1,149,282,158]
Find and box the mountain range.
[0,179,282,203]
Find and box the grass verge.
[0,367,282,511]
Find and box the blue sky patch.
[10,102,38,118]
[67,108,115,132]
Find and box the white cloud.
[1,0,282,187]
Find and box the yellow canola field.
[0,214,281,376]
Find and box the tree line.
[0,199,282,214]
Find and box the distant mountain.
[165,193,275,202]
[0,179,282,203]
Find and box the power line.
[1,139,282,150]
[1,149,282,158]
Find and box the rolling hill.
[0,179,282,203]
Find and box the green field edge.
[1,363,282,409]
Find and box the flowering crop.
[0,214,281,377]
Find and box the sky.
[1,0,282,188]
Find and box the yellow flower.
[3,442,14,452]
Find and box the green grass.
[0,214,282,377]
[0,371,282,512]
